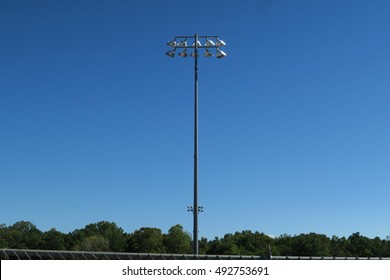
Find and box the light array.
[165,35,227,58]
[187,206,204,213]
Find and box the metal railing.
[2,248,389,260]
[271,255,390,260]
[0,249,269,260]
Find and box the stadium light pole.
[165,34,227,255]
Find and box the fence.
[0,249,268,260]
[2,248,389,260]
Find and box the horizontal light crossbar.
[174,35,219,39]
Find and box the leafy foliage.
[73,235,110,251]
[67,221,127,252]
[42,228,66,250]
[163,224,191,254]
[1,221,390,257]
[4,221,43,249]
[127,227,165,253]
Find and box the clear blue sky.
[1,0,389,240]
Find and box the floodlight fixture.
[216,48,227,58]
[205,38,215,47]
[192,40,202,47]
[165,50,175,58]
[190,50,199,57]
[204,48,213,57]
[167,40,176,48]
[178,49,188,57]
[177,40,187,47]
[187,206,204,213]
[215,38,226,47]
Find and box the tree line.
[1,221,390,257]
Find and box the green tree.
[207,234,240,255]
[7,221,43,249]
[163,224,191,254]
[67,221,127,252]
[0,224,8,248]
[274,234,293,256]
[330,236,350,257]
[127,227,165,253]
[385,238,390,257]
[370,237,387,257]
[207,231,273,256]
[199,237,209,255]
[233,230,273,256]
[347,232,373,257]
[73,235,110,251]
[290,233,331,256]
[84,221,126,252]
[42,228,66,250]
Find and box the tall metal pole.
[165,34,226,255]
[193,33,199,255]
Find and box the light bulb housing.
[215,38,226,47]
[205,39,215,47]
[165,50,175,57]
[177,40,187,47]
[192,40,202,47]
[190,51,199,57]
[167,40,176,47]
[204,49,213,57]
[179,49,188,57]
[216,49,227,58]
